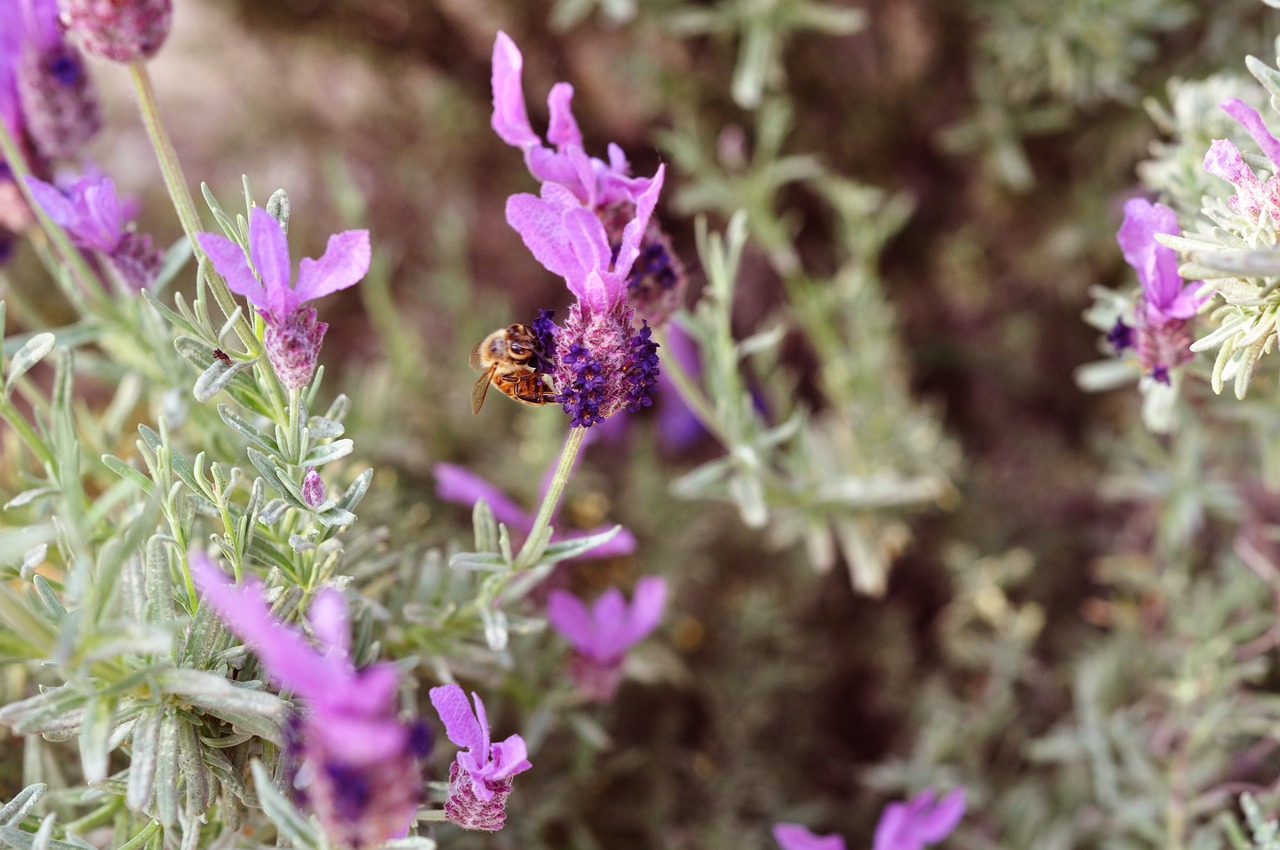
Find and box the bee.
[470,323,557,415]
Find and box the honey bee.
[470,323,557,414]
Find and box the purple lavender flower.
[772,824,845,850]
[302,466,325,508]
[491,31,654,211]
[196,207,370,388]
[507,169,665,427]
[59,0,173,63]
[1205,99,1280,221]
[546,576,666,702]
[14,0,100,160]
[1115,198,1202,382]
[433,461,636,560]
[428,683,531,832]
[1,1,23,137]
[190,552,430,848]
[873,788,965,850]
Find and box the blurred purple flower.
[0,0,23,136]
[61,0,173,63]
[25,174,162,289]
[196,207,370,388]
[429,683,531,832]
[547,576,666,702]
[433,461,636,560]
[873,788,965,850]
[1205,99,1280,221]
[772,824,845,850]
[507,170,665,427]
[656,319,707,451]
[190,551,429,848]
[1115,198,1201,383]
[13,0,99,160]
[491,31,654,210]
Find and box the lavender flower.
[26,174,162,288]
[433,461,636,560]
[1115,198,1202,383]
[1204,98,1280,221]
[59,0,173,63]
[546,576,666,702]
[772,824,845,850]
[872,788,965,850]
[191,552,430,848]
[196,206,370,388]
[491,31,653,210]
[14,0,100,160]
[428,683,531,832]
[507,169,665,427]
[302,466,325,508]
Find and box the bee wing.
[469,340,486,372]
[471,366,496,415]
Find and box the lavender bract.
[26,173,162,288]
[302,466,325,508]
[196,206,370,388]
[872,788,965,850]
[772,823,846,850]
[546,576,666,702]
[59,0,173,63]
[1115,198,1202,383]
[190,552,430,848]
[428,683,531,832]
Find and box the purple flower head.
[491,31,654,210]
[508,171,665,426]
[302,466,325,508]
[873,788,965,850]
[433,460,636,560]
[14,0,99,160]
[429,684,531,831]
[190,552,429,848]
[1,0,24,136]
[772,824,845,850]
[26,174,162,289]
[547,576,666,702]
[60,0,173,63]
[1115,199,1201,381]
[196,207,370,388]
[1204,99,1280,221]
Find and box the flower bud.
[301,467,325,508]
[60,0,174,63]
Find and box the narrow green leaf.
[4,333,55,400]
[300,439,352,467]
[127,707,163,811]
[101,455,154,495]
[78,696,116,783]
[249,761,319,850]
[218,406,277,454]
[0,784,46,826]
[153,712,180,826]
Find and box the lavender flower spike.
[429,683,531,832]
[772,824,846,850]
[492,30,653,209]
[547,577,666,702]
[14,0,100,160]
[1205,100,1280,221]
[60,0,174,63]
[191,552,430,848]
[26,174,162,289]
[196,206,370,388]
[872,788,965,850]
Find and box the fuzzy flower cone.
[192,552,431,848]
[197,206,370,388]
[14,0,100,160]
[429,684,531,832]
[59,0,173,62]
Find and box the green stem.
[127,61,260,357]
[0,403,55,468]
[515,426,586,568]
[116,821,162,850]
[65,801,119,834]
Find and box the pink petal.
[912,788,966,842]
[293,229,371,304]
[486,733,532,781]
[307,588,350,655]
[491,31,538,149]
[247,207,294,317]
[619,576,666,648]
[78,178,123,251]
[190,551,341,700]
[547,589,597,653]
[613,163,665,279]
[505,191,586,288]
[1204,138,1254,186]
[772,824,846,850]
[546,82,582,150]
[24,176,78,229]
[1222,98,1280,169]
[196,231,266,307]
[433,463,533,531]
[428,684,486,752]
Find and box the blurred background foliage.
[7,0,1280,848]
